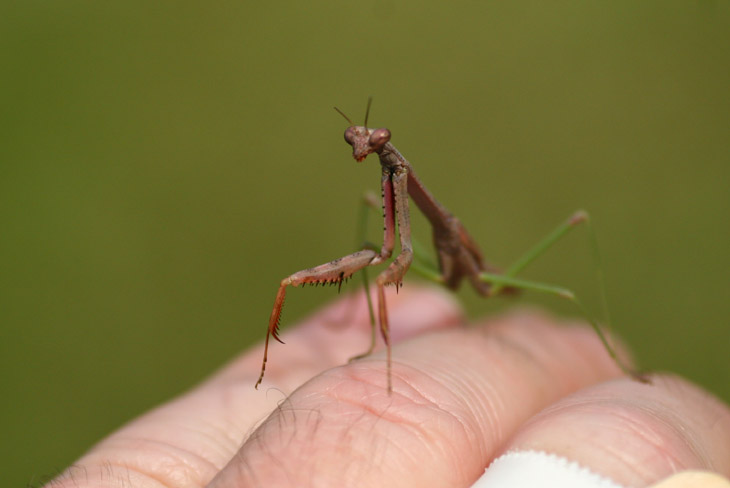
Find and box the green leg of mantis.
[348,193,379,362]
[353,194,646,382]
[410,210,647,382]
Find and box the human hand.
[50,286,730,488]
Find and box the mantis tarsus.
[255,99,643,393]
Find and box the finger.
[50,286,462,488]
[207,310,628,488]
[495,375,730,487]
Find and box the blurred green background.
[2,1,728,485]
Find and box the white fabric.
[472,450,626,488]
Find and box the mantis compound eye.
[368,128,391,150]
[344,127,356,145]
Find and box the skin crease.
[48,286,730,488]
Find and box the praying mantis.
[255,99,642,393]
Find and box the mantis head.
[335,98,391,162]
[343,126,391,162]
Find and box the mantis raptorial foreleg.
[256,99,645,393]
[255,249,378,389]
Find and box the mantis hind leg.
[479,270,647,382]
[483,210,647,382]
[411,210,647,382]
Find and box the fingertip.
[473,308,632,388]
[501,374,730,487]
[310,284,465,339]
[385,285,465,340]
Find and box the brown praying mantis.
[255,99,642,393]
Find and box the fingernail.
[473,450,626,488]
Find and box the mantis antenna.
[363,96,373,132]
[333,106,354,125]
[334,97,373,130]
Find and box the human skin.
[49,286,730,488]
